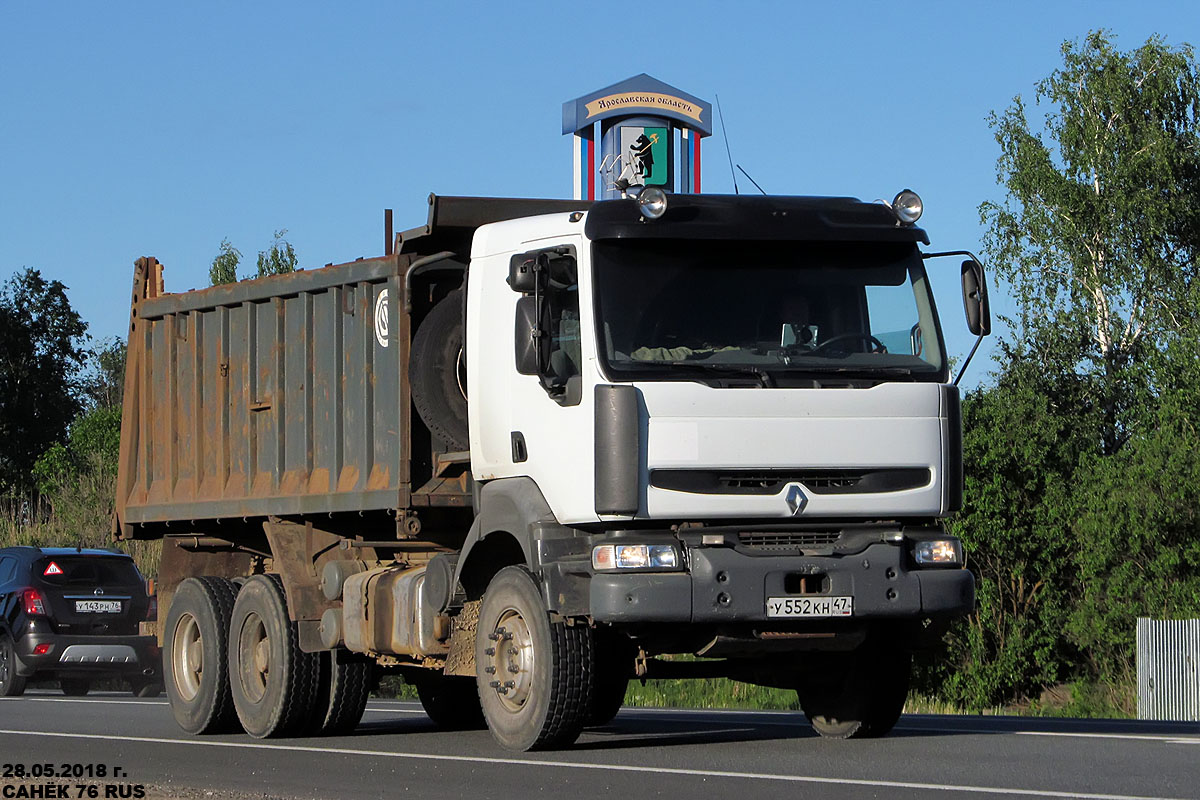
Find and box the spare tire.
[410,290,469,451]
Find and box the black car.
[0,546,161,697]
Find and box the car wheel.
[164,576,241,734]
[228,574,319,738]
[307,649,371,735]
[0,635,27,697]
[60,678,91,696]
[475,566,594,751]
[416,673,486,730]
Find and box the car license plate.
[765,596,852,618]
[75,600,121,614]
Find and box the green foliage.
[209,238,241,286]
[0,268,88,494]
[256,229,297,278]
[32,405,121,495]
[81,338,126,409]
[925,31,1200,709]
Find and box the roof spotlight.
[638,187,668,220]
[892,189,923,225]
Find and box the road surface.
[1,691,1197,799]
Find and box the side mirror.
[514,296,546,375]
[961,259,991,337]
[508,254,543,293]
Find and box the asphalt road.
[1,691,1198,800]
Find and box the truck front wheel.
[164,577,241,734]
[798,647,911,739]
[475,566,594,751]
[228,575,320,738]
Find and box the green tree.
[981,30,1200,454]
[209,238,241,286]
[256,229,297,278]
[925,31,1200,709]
[0,269,88,494]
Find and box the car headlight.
[592,543,680,571]
[913,539,961,566]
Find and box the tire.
[416,674,486,730]
[798,646,911,739]
[130,678,164,698]
[0,636,27,697]
[60,678,91,696]
[409,290,468,451]
[475,566,594,751]
[164,576,241,734]
[228,574,320,738]
[587,628,632,726]
[308,649,371,735]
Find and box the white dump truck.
[116,189,988,751]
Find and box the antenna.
[736,165,767,195]
[715,94,739,194]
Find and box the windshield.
[593,239,945,385]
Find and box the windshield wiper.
[782,365,914,378]
[647,362,777,387]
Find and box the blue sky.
[2,1,1196,386]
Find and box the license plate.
[75,600,121,614]
[765,596,852,618]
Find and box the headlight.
[892,189,923,224]
[592,543,680,571]
[637,187,668,220]
[913,539,961,566]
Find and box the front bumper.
[590,542,974,623]
[14,628,160,678]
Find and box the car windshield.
[592,239,945,384]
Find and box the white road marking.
[0,728,1186,800]
[7,697,1199,746]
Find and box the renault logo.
[784,484,808,516]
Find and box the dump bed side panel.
[115,256,409,535]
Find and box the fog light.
[33,643,51,655]
[637,187,668,220]
[592,543,680,571]
[914,539,960,565]
[892,189,923,224]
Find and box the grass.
[3,465,1139,720]
[1,463,161,578]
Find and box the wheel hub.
[485,610,534,712]
[172,613,203,702]
[238,613,270,703]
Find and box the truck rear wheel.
[409,290,469,451]
[798,647,911,739]
[228,575,320,738]
[308,649,372,735]
[416,673,486,730]
[164,577,241,734]
[475,566,594,751]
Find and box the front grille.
[738,530,842,550]
[651,468,931,496]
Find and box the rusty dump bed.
[114,253,423,537]
[113,196,588,542]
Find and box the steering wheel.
[811,333,888,355]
